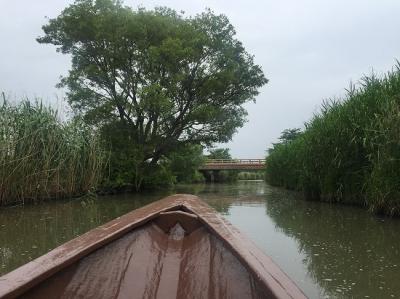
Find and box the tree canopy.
[278,128,302,143]
[268,128,302,154]
[38,0,267,168]
[207,148,232,160]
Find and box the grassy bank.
[266,65,400,215]
[0,99,104,205]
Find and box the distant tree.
[208,148,232,160]
[206,148,237,182]
[268,128,302,154]
[37,0,267,188]
[279,128,302,143]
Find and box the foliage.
[266,129,304,189]
[0,98,105,205]
[237,171,264,180]
[100,124,204,189]
[100,121,144,190]
[100,120,178,190]
[265,65,400,215]
[37,0,267,189]
[207,148,232,159]
[204,148,237,182]
[278,128,301,143]
[168,144,205,183]
[140,160,176,189]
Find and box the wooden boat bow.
[0,194,307,299]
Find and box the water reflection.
[0,191,168,274]
[177,182,400,298]
[176,181,267,214]
[264,187,400,298]
[1,181,400,298]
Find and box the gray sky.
[1,0,400,158]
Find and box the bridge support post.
[199,170,221,183]
[211,170,220,183]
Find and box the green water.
[1,181,399,298]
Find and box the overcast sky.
[1,0,400,158]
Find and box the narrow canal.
[1,181,399,298]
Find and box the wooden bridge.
[199,159,266,171]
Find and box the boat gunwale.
[0,194,307,299]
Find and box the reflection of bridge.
[199,159,266,171]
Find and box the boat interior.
[20,207,268,299]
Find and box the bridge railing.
[204,159,265,165]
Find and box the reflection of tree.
[175,181,267,215]
[175,183,233,214]
[264,187,400,298]
[0,181,244,274]
[0,194,163,275]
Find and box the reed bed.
[266,65,400,215]
[0,98,105,205]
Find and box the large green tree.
[38,0,267,185]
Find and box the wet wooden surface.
[0,194,306,299]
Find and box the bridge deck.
[199,159,265,171]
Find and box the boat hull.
[0,194,306,299]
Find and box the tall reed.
[266,64,400,215]
[0,98,105,205]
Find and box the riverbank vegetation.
[37,0,267,191]
[1,0,267,205]
[266,65,400,215]
[0,95,246,205]
[0,99,104,205]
